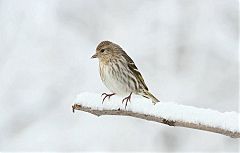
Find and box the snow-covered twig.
[72,92,240,138]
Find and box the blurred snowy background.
[0,0,239,152]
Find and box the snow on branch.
[72,92,240,138]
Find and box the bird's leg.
[101,93,115,104]
[122,92,132,109]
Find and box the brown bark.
[72,104,240,138]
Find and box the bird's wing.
[121,51,149,91]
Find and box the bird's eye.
[100,49,105,53]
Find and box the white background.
[0,0,239,152]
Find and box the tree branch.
[72,92,240,138]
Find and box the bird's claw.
[101,93,115,104]
[122,92,132,109]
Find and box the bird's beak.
[91,53,97,59]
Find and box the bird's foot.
[122,92,132,109]
[101,93,115,104]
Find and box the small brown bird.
[91,41,159,108]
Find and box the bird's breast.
[99,61,137,96]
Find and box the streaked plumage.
[91,41,159,107]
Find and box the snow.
[74,92,240,132]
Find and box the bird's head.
[91,41,122,63]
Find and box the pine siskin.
[91,41,160,108]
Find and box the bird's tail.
[141,90,160,104]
